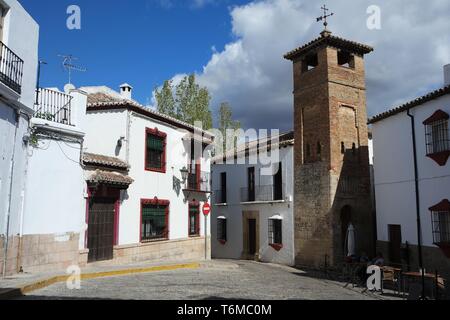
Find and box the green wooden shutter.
[147,134,164,151]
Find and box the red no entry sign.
[202,203,211,216]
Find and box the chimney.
[120,83,133,100]
[444,64,450,87]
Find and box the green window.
[146,132,165,171]
[141,204,168,241]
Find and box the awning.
[87,170,134,189]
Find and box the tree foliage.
[218,102,241,152]
[155,74,212,129]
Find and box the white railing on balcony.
[34,88,73,126]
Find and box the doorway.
[242,212,260,260]
[340,205,353,256]
[87,187,119,263]
[388,225,402,264]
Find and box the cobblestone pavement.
[18,260,390,300]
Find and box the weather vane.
[316,4,334,31]
[58,54,86,85]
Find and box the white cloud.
[164,0,450,130]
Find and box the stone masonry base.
[79,237,210,268]
[0,233,80,276]
[2,234,210,276]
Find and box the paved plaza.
[17,260,394,300]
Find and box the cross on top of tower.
[316,4,334,35]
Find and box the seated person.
[371,252,385,267]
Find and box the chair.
[382,267,401,295]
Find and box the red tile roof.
[284,33,374,61]
[368,85,450,124]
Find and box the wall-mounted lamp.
[180,167,189,184]
[117,136,126,148]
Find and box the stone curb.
[0,262,200,300]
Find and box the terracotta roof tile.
[284,33,374,61]
[83,153,129,169]
[86,92,214,138]
[368,85,450,124]
[87,170,134,187]
[212,131,295,163]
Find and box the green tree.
[155,80,176,118]
[218,102,241,152]
[155,74,213,130]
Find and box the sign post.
[202,203,211,260]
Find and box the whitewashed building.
[0,0,39,276]
[79,85,214,265]
[15,86,89,274]
[211,132,295,266]
[369,65,450,278]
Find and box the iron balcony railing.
[0,41,24,94]
[34,88,73,126]
[240,184,285,203]
[187,171,211,193]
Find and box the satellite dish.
[64,83,76,93]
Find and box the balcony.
[213,189,228,205]
[34,88,73,126]
[0,41,24,94]
[184,171,211,193]
[240,184,285,203]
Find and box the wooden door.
[88,198,116,263]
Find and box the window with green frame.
[146,131,166,172]
[141,204,168,241]
[189,204,200,236]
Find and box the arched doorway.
[340,205,353,257]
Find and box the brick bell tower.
[284,20,375,267]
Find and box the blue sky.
[19,0,249,105]
[18,0,450,131]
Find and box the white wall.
[84,109,128,162]
[373,94,450,248]
[22,90,87,250]
[22,138,86,237]
[0,0,38,238]
[2,0,39,108]
[211,146,295,266]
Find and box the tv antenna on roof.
[58,54,86,85]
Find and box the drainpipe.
[16,111,32,274]
[407,109,426,300]
[2,109,21,278]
